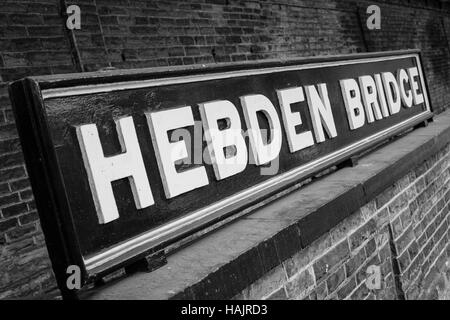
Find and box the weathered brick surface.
[234,143,450,300]
[0,0,75,299]
[1,0,450,299]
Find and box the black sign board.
[9,50,432,296]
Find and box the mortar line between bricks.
[406,268,426,297]
[0,135,19,143]
[414,192,450,243]
[290,204,392,288]
[408,147,450,189]
[402,241,426,278]
[283,220,374,297]
[0,268,53,293]
[297,239,349,279]
[282,239,347,299]
[0,164,28,173]
[396,183,450,259]
[261,284,284,300]
[0,149,23,159]
[391,209,412,235]
[344,202,392,252]
[422,238,449,282]
[339,275,357,300]
[284,260,316,284]
[420,219,446,268]
[416,172,450,211]
[0,196,24,210]
[347,224,379,254]
[376,149,450,217]
[323,237,382,299]
[412,176,450,241]
[263,265,292,299]
[342,249,381,299]
[402,192,448,245]
[418,212,450,270]
[422,240,450,282]
[0,167,29,184]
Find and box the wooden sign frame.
[9,50,433,298]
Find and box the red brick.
[0,217,17,232]
[9,178,31,191]
[18,211,38,226]
[0,183,9,196]
[313,241,350,281]
[389,193,410,216]
[349,219,377,251]
[1,202,28,218]
[345,248,366,277]
[326,265,346,294]
[308,281,327,300]
[337,276,357,299]
[6,223,36,241]
[0,138,20,154]
[0,166,26,182]
[0,152,24,170]
[0,192,19,208]
[285,266,315,299]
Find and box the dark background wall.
[0,0,450,299]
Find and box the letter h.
[76,116,154,224]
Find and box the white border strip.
[42,54,418,100]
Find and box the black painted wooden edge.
[9,79,84,300]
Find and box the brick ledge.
[83,109,450,300]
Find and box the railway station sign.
[9,50,432,290]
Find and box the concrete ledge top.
[84,109,450,300]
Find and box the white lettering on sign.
[199,100,248,180]
[340,78,366,130]
[359,75,383,122]
[374,73,391,118]
[408,67,424,105]
[277,87,315,153]
[382,72,401,115]
[241,94,283,166]
[340,68,424,132]
[146,106,209,199]
[305,83,337,143]
[397,69,413,108]
[76,117,154,224]
[76,68,426,224]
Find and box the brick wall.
[0,0,76,299]
[235,143,450,300]
[1,0,450,299]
